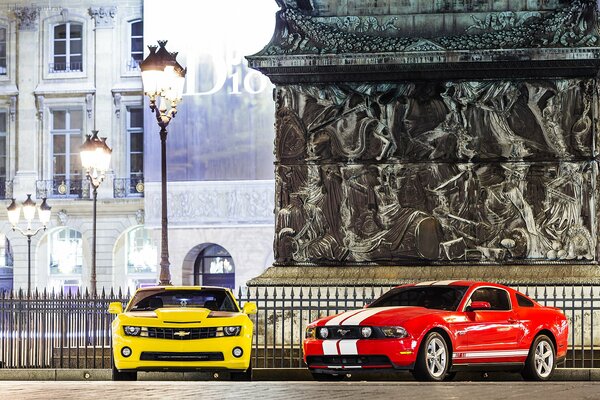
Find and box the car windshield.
[127,289,239,312]
[368,285,468,311]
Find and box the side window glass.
[469,288,511,311]
[517,293,534,308]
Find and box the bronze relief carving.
[273,79,597,265]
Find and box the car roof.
[134,285,231,293]
[399,280,509,289]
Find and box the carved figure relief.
[273,79,597,265]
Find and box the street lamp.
[140,40,186,286]
[80,130,112,296]
[6,195,51,294]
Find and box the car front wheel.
[522,334,555,381]
[112,363,137,381]
[412,331,450,381]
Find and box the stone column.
[13,7,40,201]
[90,6,117,200]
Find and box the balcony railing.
[48,62,83,73]
[126,58,141,72]
[36,179,89,199]
[113,176,144,198]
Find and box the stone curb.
[0,368,597,381]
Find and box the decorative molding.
[89,6,116,28]
[14,7,39,31]
[9,96,16,121]
[113,92,121,118]
[60,8,69,23]
[85,93,93,119]
[57,209,68,226]
[35,95,44,119]
[135,209,144,225]
[251,0,599,58]
[144,181,275,227]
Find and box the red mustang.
[303,281,568,381]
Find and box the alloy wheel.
[426,337,447,378]
[534,339,554,378]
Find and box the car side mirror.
[467,301,491,312]
[108,302,123,314]
[242,302,257,315]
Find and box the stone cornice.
[248,0,600,81]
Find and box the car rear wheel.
[522,334,555,381]
[111,363,137,381]
[231,362,253,381]
[412,331,450,381]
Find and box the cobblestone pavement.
[1,381,600,400]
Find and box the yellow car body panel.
[111,286,254,373]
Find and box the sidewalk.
[0,368,598,381]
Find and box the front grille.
[147,327,217,340]
[306,355,392,367]
[140,352,224,362]
[320,326,362,339]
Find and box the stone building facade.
[0,0,275,294]
[248,0,600,284]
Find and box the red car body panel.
[303,281,568,373]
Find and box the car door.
[459,287,522,363]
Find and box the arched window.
[49,228,82,294]
[193,244,235,289]
[128,20,143,71]
[126,226,157,289]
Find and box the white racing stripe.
[340,306,400,326]
[433,280,458,285]
[326,309,365,326]
[338,339,359,355]
[453,350,529,359]
[415,281,436,286]
[323,340,340,355]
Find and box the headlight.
[123,326,141,336]
[305,327,316,338]
[223,326,241,336]
[318,327,329,339]
[361,327,373,338]
[381,326,408,338]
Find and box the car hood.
[316,306,447,326]
[121,308,241,323]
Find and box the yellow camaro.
[108,286,257,381]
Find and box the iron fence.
[0,284,599,369]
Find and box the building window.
[128,20,143,71]
[51,22,82,72]
[0,111,7,199]
[51,109,83,196]
[126,227,157,275]
[127,107,144,194]
[126,226,157,291]
[49,228,83,276]
[0,27,6,75]
[193,244,235,289]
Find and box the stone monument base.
[247,264,600,286]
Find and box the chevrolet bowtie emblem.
[174,331,190,337]
[337,328,350,336]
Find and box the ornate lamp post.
[6,195,51,294]
[140,40,186,286]
[80,130,112,296]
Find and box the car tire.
[310,372,346,381]
[521,334,556,381]
[412,331,450,382]
[112,363,137,381]
[231,362,252,381]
